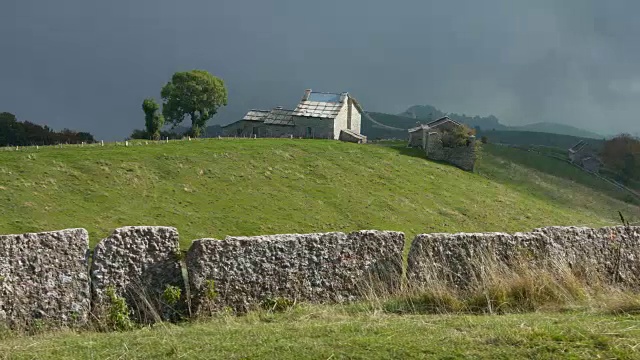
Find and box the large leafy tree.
[142,98,164,140]
[161,70,228,137]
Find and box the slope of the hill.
[0,139,637,247]
[362,112,414,139]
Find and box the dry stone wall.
[1,225,639,329]
[0,229,90,329]
[186,230,405,314]
[407,226,640,290]
[90,226,185,322]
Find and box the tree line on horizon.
[0,112,95,147]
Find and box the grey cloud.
[1,0,639,139]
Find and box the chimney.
[303,89,312,101]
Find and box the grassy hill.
[0,139,637,247]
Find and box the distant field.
[1,305,638,359]
[478,129,604,149]
[0,139,637,247]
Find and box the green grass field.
[0,139,637,247]
[1,305,639,359]
[2,139,640,358]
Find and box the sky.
[1,0,639,140]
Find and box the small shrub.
[204,280,218,301]
[261,297,296,313]
[441,125,475,148]
[162,285,182,306]
[105,286,134,331]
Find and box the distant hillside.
[478,130,604,150]
[399,105,508,131]
[362,112,414,140]
[398,104,605,140]
[508,122,604,139]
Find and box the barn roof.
[425,116,462,128]
[292,90,348,119]
[263,107,295,126]
[408,117,463,133]
[569,140,587,153]
[242,109,270,122]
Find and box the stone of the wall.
[535,226,640,287]
[90,226,184,322]
[0,228,90,329]
[187,230,404,314]
[407,226,640,290]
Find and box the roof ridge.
[310,91,347,94]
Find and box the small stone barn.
[568,140,603,173]
[222,89,366,142]
[408,116,477,171]
[407,117,463,149]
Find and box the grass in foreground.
[1,306,639,359]
[0,139,637,247]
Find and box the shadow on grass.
[370,141,476,172]
[369,141,429,160]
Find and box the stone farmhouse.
[407,116,477,171]
[568,140,603,173]
[222,89,367,143]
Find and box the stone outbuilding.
[568,140,602,173]
[407,117,464,149]
[408,116,477,171]
[222,89,366,142]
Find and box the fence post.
[101,140,104,147]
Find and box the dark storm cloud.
[1,0,639,139]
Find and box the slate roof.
[569,140,587,153]
[263,108,295,126]
[408,117,463,133]
[242,110,270,122]
[425,116,462,128]
[408,124,430,133]
[292,91,347,119]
